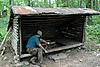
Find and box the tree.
[27,0,31,6]
[44,0,48,7]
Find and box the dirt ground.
[0,46,100,67]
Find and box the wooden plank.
[19,21,22,55]
[19,43,83,58]
[12,30,18,35]
[11,32,18,42]
[13,26,18,29]
[12,31,18,38]
[22,20,48,22]
[13,19,18,23]
[64,32,78,37]
[11,33,18,40]
[20,54,32,58]
[13,28,18,33]
[47,43,83,53]
[70,28,82,31]
[12,39,17,46]
[11,38,18,53]
[12,15,19,55]
[13,23,19,27]
[20,15,71,19]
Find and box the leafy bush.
[86,24,100,43]
[92,15,100,24]
[0,33,3,42]
[0,16,9,42]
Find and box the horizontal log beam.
[47,43,83,53]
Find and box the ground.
[0,46,100,67]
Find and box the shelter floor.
[46,39,82,53]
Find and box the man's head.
[37,30,42,37]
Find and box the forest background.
[0,0,100,49]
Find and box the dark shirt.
[26,35,41,48]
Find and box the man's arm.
[38,44,48,53]
[40,38,49,44]
[35,37,48,53]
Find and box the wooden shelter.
[8,6,100,58]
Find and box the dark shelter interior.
[20,15,85,53]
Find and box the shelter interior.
[20,14,85,53]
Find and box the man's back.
[26,35,40,48]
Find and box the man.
[26,30,49,64]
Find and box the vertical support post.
[19,16,22,56]
[82,16,87,44]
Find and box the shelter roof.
[12,6,100,15]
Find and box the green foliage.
[0,33,3,42]
[86,24,100,43]
[0,16,9,42]
[0,0,100,45]
[92,15,100,24]
[85,24,100,51]
[0,0,10,17]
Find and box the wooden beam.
[20,54,32,58]
[47,43,83,53]
[20,43,83,58]
[19,20,22,56]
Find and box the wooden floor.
[47,39,83,53]
[20,39,83,58]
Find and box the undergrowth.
[0,16,9,42]
[86,24,100,44]
[85,24,100,51]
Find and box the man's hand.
[46,42,50,44]
[44,50,48,53]
[38,44,48,53]
[40,38,50,45]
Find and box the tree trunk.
[86,0,92,8]
[27,0,31,6]
[86,0,93,25]
[48,0,51,7]
[9,0,14,7]
[44,0,48,7]
[80,0,83,7]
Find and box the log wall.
[11,16,19,55]
[20,15,85,53]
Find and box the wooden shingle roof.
[12,6,100,15]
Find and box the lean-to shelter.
[8,6,100,58]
